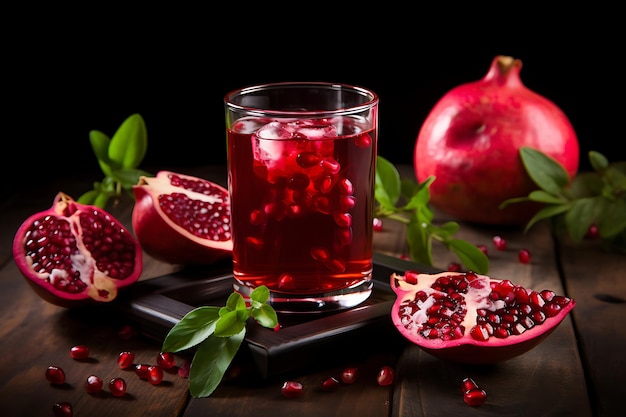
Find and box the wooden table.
[1,166,623,417]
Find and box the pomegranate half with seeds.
[13,192,143,308]
[132,171,232,265]
[390,270,575,363]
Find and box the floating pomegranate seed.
[148,365,164,385]
[117,351,135,369]
[476,244,488,255]
[157,351,176,369]
[376,365,395,386]
[281,380,303,398]
[493,235,507,251]
[85,375,104,394]
[320,376,340,392]
[373,217,384,232]
[45,365,66,385]
[135,363,151,379]
[52,401,73,417]
[518,249,531,264]
[464,387,487,406]
[70,344,89,359]
[109,377,127,397]
[340,367,359,384]
[447,262,462,272]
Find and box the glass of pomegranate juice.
[224,82,379,313]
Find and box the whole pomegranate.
[13,192,143,308]
[132,171,232,265]
[414,55,579,225]
[390,270,575,364]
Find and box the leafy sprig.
[374,156,489,274]
[77,113,152,208]
[162,286,278,398]
[501,147,626,252]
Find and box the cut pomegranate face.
[132,171,232,265]
[390,270,575,363]
[12,193,143,308]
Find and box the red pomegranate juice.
[227,116,376,309]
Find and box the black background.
[3,7,623,197]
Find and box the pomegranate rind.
[390,271,576,364]
[132,171,233,265]
[414,55,579,225]
[12,192,143,308]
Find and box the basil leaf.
[250,285,270,305]
[162,306,220,352]
[375,156,401,209]
[189,329,245,398]
[251,303,279,329]
[215,310,246,337]
[520,147,571,194]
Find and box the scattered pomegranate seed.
[109,377,127,397]
[373,217,384,232]
[281,380,304,398]
[461,377,479,392]
[118,324,137,340]
[447,262,462,272]
[70,345,90,360]
[464,387,487,406]
[320,376,340,392]
[85,375,104,394]
[585,224,600,240]
[52,401,73,417]
[518,249,531,264]
[117,351,135,369]
[476,244,488,255]
[148,365,164,385]
[340,367,359,384]
[493,235,507,251]
[376,365,395,386]
[177,360,191,378]
[157,351,176,369]
[135,363,151,379]
[45,365,66,385]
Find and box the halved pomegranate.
[390,270,575,363]
[132,171,232,265]
[13,192,143,308]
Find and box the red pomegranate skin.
[414,55,579,225]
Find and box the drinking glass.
[224,82,378,313]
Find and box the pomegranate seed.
[117,351,135,369]
[157,351,176,369]
[118,324,137,340]
[464,387,487,406]
[518,249,531,264]
[476,244,488,255]
[493,235,507,251]
[52,401,73,417]
[461,377,479,392]
[177,360,191,378]
[85,375,104,394]
[45,365,66,385]
[373,217,384,232]
[320,376,340,392]
[70,344,89,359]
[281,380,303,398]
[447,262,462,272]
[376,365,395,386]
[135,363,151,379]
[340,367,359,384]
[109,377,127,397]
[585,224,600,239]
[148,365,164,385]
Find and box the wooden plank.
[558,239,625,417]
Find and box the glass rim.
[224,81,379,117]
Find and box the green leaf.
[406,216,432,266]
[597,197,626,238]
[375,156,401,209]
[250,285,270,305]
[520,147,572,194]
[162,306,220,352]
[108,113,148,169]
[523,203,572,233]
[77,189,100,205]
[448,239,489,274]
[589,151,609,172]
[89,130,116,177]
[215,310,246,337]
[189,329,245,398]
[565,198,597,241]
[251,304,279,329]
[527,190,567,204]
